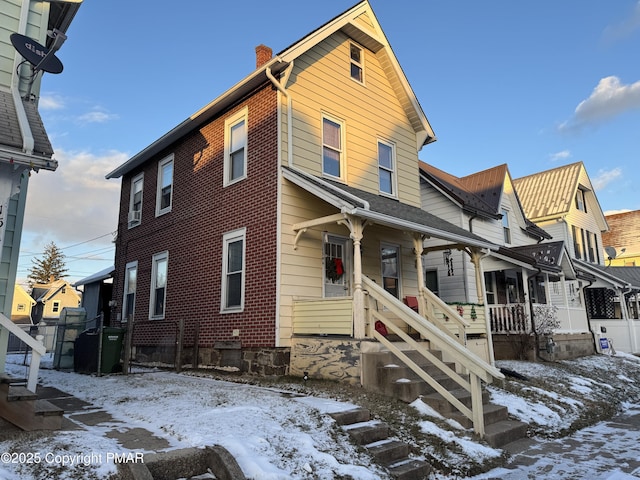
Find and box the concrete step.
[448,402,509,429]
[483,419,529,449]
[387,458,432,480]
[344,421,390,445]
[7,386,38,402]
[366,439,408,464]
[329,408,370,426]
[420,389,490,414]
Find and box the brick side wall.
[112,84,279,356]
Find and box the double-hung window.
[378,140,396,196]
[150,252,168,319]
[501,208,511,244]
[350,42,364,83]
[322,115,344,179]
[128,173,143,227]
[156,155,173,216]
[123,261,137,322]
[224,108,248,186]
[575,188,587,213]
[221,228,246,312]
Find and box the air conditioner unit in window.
[128,210,141,225]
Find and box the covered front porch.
[281,167,506,435]
[575,260,640,354]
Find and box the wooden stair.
[330,407,432,480]
[0,373,63,431]
[362,348,528,448]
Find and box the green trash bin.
[100,327,124,374]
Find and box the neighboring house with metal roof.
[514,161,640,354]
[105,1,509,440]
[602,210,640,267]
[419,162,594,360]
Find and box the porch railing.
[363,276,504,437]
[489,303,529,334]
[0,313,45,392]
[420,287,468,345]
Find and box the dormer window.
[350,43,364,83]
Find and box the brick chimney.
[255,44,273,68]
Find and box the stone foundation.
[492,332,596,361]
[290,336,364,384]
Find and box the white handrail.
[363,276,503,436]
[420,286,469,344]
[0,313,44,392]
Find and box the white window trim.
[221,227,246,313]
[377,138,397,198]
[380,242,402,299]
[149,251,168,320]
[156,155,174,217]
[501,208,511,244]
[128,173,143,228]
[123,260,138,322]
[224,107,248,187]
[321,113,346,181]
[349,41,365,85]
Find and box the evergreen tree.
[27,241,68,286]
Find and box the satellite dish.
[605,246,617,260]
[10,33,63,74]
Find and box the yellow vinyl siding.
[293,298,353,335]
[286,32,421,206]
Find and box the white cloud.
[22,149,126,249]
[549,150,571,162]
[38,94,65,110]
[77,110,119,124]
[602,1,640,44]
[559,76,640,132]
[592,167,623,191]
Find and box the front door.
[324,234,350,297]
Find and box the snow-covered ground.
[2,351,640,479]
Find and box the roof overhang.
[283,167,497,251]
[573,258,638,291]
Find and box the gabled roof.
[419,162,499,220]
[107,1,434,179]
[499,241,575,278]
[283,166,498,250]
[31,279,75,303]
[513,162,608,233]
[419,162,551,241]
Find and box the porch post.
[620,288,638,353]
[560,273,572,333]
[470,249,496,365]
[521,267,533,332]
[349,217,366,339]
[413,234,426,313]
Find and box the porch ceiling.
[283,166,497,251]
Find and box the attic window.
[350,43,364,83]
[575,188,587,213]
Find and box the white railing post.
[0,314,46,393]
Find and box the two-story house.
[514,161,640,354]
[419,162,588,360]
[106,2,509,437]
[30,278,81,324]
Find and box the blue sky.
[17,0,640,284]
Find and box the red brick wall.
[112,84,279,350]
